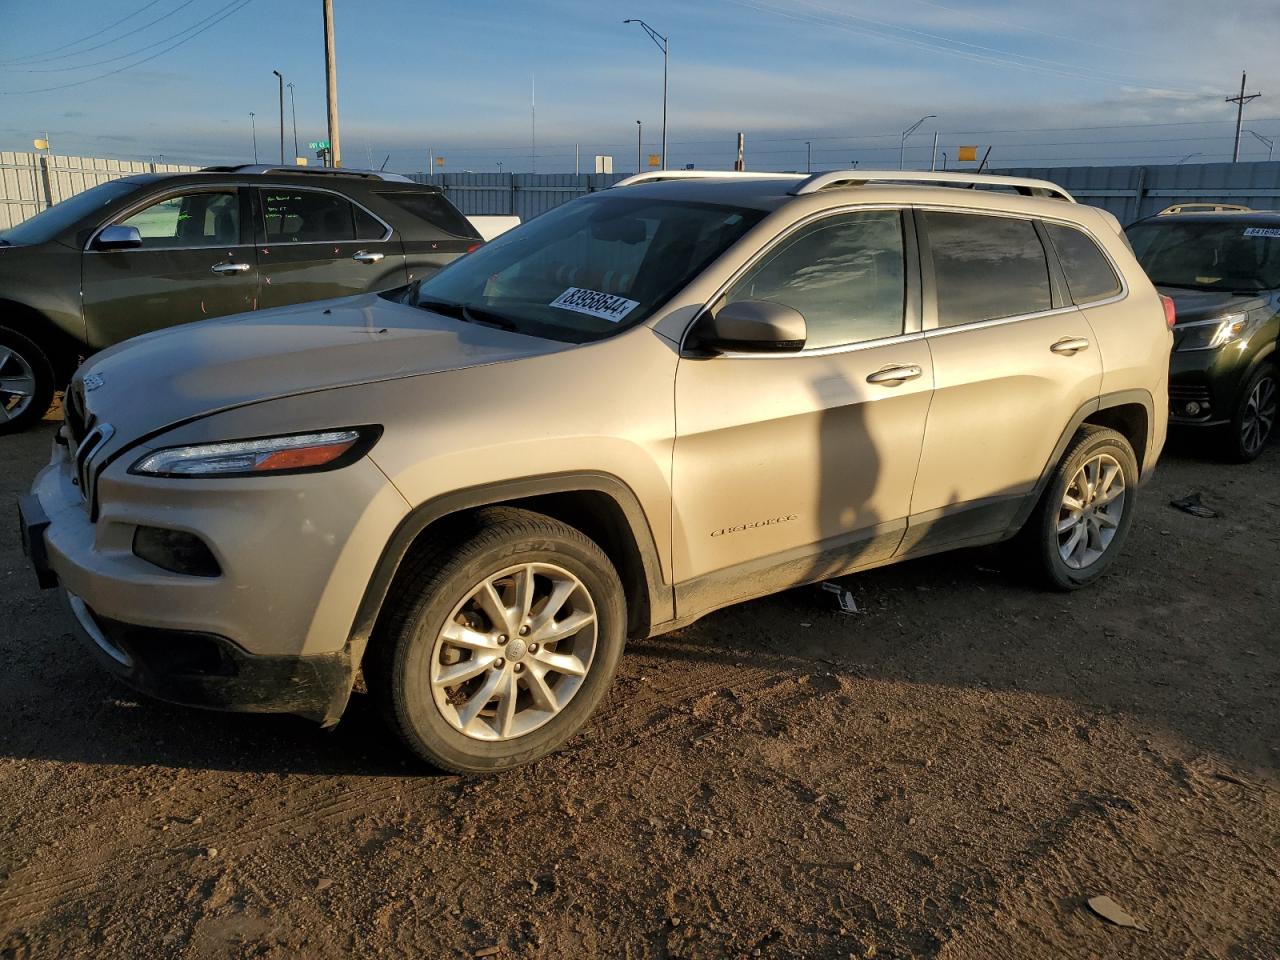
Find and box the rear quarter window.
[1046,222,1122,303]
[376,190,478,239]
[925,211,1052,326]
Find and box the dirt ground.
[1,416,1277,960]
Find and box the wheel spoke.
[0,376,34,396]
[455,666,506,729]
[1057,513,1080,534]
[475,579,514,635]
[1062,493,1084,512]
[434,654,497,688]
[533,608,595,644]
[1095,510,1120,529]
[0,347,12,369]
[523,663,561,714]
[1062,523,1085,563]
[533,649,588,677]
[440,620,501,652]
[529,577,576,635]
[495,671,519,738]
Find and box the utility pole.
[272,70,285,164]
[805,140,812,173]
[249,111,258,163]
[734,132,744,171]
[636,120,642,173]
[531,75,536,174]
[322,0,342,167]
[1227,71,1261,163]
[931,131,939,171]
[286,82,299,161]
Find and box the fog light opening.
[1185,401,1202,416]
[132,526,221,578]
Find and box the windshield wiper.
[414,297,519,332]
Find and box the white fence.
[0,152,200,231]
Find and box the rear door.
[371,189,481,283]
[82,187,257,348]
[904,208,1102,549]
[253,186,406,308]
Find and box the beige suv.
[20,170,1172,773]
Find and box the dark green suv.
[0,165,480,433]
[1127,212,1279,461]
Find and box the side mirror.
[691,299,806,353]
[94,225,143,251]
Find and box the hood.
[1157,285,1266,325]
[68,292,567,448]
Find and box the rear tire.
[366,507,626,774]
[1222,364,1276,463]
[1019,426,1138,590]
[0,326,55,435]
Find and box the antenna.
[531,74,536,175]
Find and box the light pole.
[899,115,935,170]
[805,140,812,173]
[286,81,299,161]
[636,119,642,173]
[249,111,258,163]
[624,19,668,170]
[497,160,503,174]
[1178,152,1202,164]
[322,0,342,167]
[272,70,285,164]
[1246,129,1275,161]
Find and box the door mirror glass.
[94,224,143,250]
[693,299,806,353]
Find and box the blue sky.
[1,0,1277,173]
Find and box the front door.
[672,208,933,617]
[253,187,405,308]
[82,187,257,349]
[905,208,1103,548]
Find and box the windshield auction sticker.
[1243,227,1280,238]
[550,287,640,323]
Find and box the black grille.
[1169,384,1211,403]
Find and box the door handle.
[866,364,923,385]
[1050,336,1090,355]
[352,250,384,264]
[211,262,250,275]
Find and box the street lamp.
[1246,129,1275,161]
[1178,152,1202,164]
[249,111,258,163]
[805,140,812,173]
[624,19,668,170]
[286,82,299,161]
[636,119,643,173]
[272,70,285,164]
[899,115,936,170]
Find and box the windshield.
[1127,220,1280,292]
[0,179,137,246]
[409,194,766,342]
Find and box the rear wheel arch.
[1083,399,1150,473]
[351,473,671,664]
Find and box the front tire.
[1223,364,1276,463]
[367,507,626,774]
[1021,426,1138,590]
[0,326,55,435]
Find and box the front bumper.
[20,430,407,724]
[1167,342,1255,427]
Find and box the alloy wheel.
[430,562,598,741]
[1240,374,1277,457]
[0,345,36,424]
[1057,453,1126,570]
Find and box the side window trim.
[915,205,1070,333]
[85,185,251,253]
[1041,218,1128,307]
[1033,218,1072,310]
[254,185,392,247]
[683,205,922,357]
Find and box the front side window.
[926,211,1051,327]
[723,210,906,349]
[1047,222,1121,303]
[261,190,356,243]
[1125,220,1280,292]
[408,194,765,343]
[117,191,240,249]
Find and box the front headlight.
[130,428,379,478]
[1176,312,1254,352]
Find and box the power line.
[0,0,201,67]
[0,0,167,64]
[0,0,254,95]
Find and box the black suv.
[0,165,481,433]
[1127,211,1279,461]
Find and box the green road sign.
[308,140,330,150]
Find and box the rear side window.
[925,211,1051,326]
[1046,222,1121,303]
[353,204,387,241]
[376,190,476,238]
[261,190,355,243]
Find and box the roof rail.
[199,164,414,183]
[612,170,800,188]
[789,170,1076,202]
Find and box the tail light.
[1160,294,1177,329]
[466,242,482,254]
